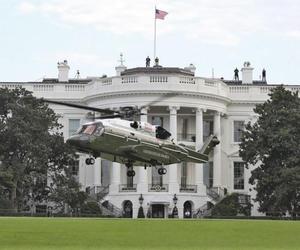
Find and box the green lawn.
[0,217,299,250]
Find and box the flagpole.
[154,6,157,62]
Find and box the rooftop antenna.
[119,53,125,66]
[212,68,215,79]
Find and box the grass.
[0,217,299,250]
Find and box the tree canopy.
[239,86,300,217]
[0,87,86,213]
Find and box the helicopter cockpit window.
[77,122,104,135]
[83,124,96,135]
[156,126,171,140]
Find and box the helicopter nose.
[67,135,90,148]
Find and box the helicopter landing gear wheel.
[127,170,136,177]
[158,167,167,175]
[85,158,95,165]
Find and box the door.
[152,204,165,218]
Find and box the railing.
[180,184,197,193]
[33,84,54,92]
[0,83,23,89]
[101,78,112,85]
[206,187,226,202]
[119,184,137,192]
[177,133,196,142]
[179,77,195,84]
[100,200,123,217]
[88,185,109,201]
[149,75,168,83]
[229,86,249,93]
[148,184,168,192]
[65,84,85,91]
[121,76,137,84]
[206,187,220,201]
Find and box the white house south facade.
[1,59,299,218]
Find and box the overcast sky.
[1,0,300,84]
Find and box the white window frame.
[233,120,244,144]
[233,161,245,190]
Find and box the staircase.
[193,203,213,218]
[100,200,123,217]
[206,187,226,203]
[193,187,227,218]
[88,185,123,217]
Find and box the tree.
[239,86,300,217]
[211,193,251,217]
[0,87,86,213]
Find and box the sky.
[1,0,300,84]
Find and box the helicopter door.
[155,126,171,140]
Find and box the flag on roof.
[155,9,168,20]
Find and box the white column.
[168,106,179,193]
[195,108,205,194]
[110,162,121,193]
[213,111,222,187]
[78,155,87,190]
[93,158,101,187]
[138,107,148,193]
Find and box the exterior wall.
[1,70,300,218]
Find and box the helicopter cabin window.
[69,119,80,137]
[78,122,104,135]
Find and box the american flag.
[155,9,168,20]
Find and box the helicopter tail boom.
[199,135,220,155]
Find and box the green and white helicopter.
[45,99,219,177]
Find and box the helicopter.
[44,99,220,177]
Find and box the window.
[234,162,245,190]
[69,119,80,137]
[152,167,163,186]
[233,121,244,143]
[203,120,213,141]
[151,116,163,127]
[181,162,187,187]
[181,118,188,140]
[127,166,134,187]
[71,160,79,175]
[203,161,213,188]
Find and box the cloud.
[17,0,300,46]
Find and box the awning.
[150,201,170,205]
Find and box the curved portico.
[77,66,229,218]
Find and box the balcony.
[148,184,169,192]
[119,184,137,192]
[180,184,197,193]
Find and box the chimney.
[184,63,196,74]
[241,61,254,84]
[57,60,70,82]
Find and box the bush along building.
[1,58,298,218]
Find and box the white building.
[1,59,299,218]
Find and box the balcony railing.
[180,184,197,193]
[148,184,168,192]
[119,184,137,192]
[177,133,196,142]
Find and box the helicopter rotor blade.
[139,93,179,110]
[94,114,122,119]
[43,99,117,115]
